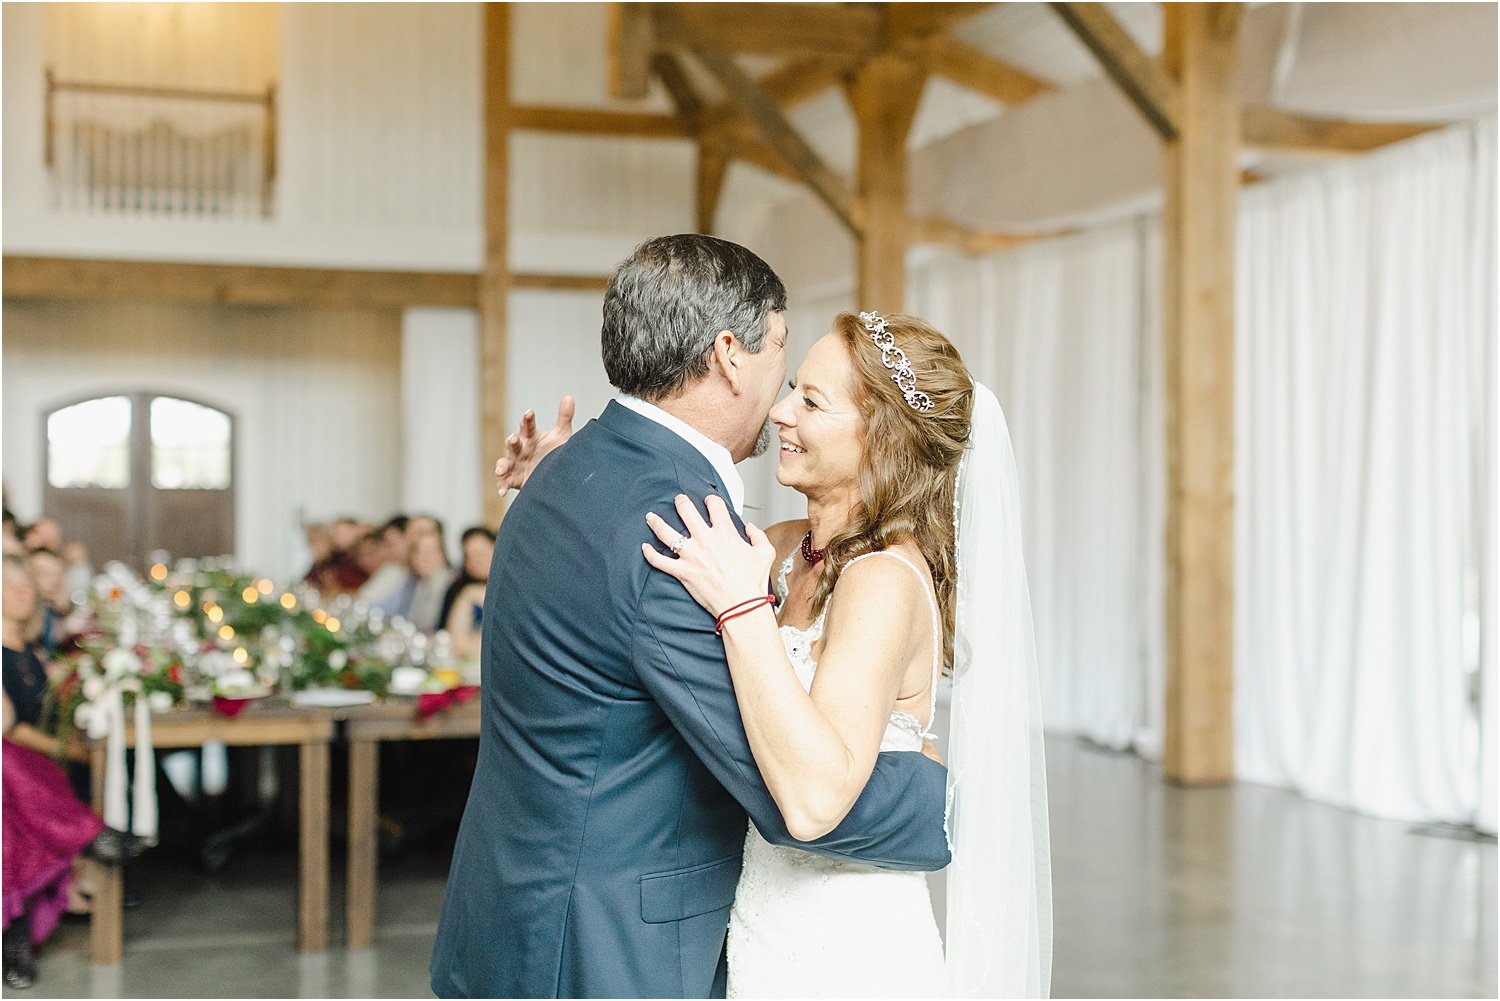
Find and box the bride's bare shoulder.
[763,519,810,562]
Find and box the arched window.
[44,392,235,569]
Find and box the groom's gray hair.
[602,234,787,401]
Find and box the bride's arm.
[643,496,918,841]
[720,561,919,840]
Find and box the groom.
[430,235,952,999]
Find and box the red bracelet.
[715,594,776,635]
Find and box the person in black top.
[2,556,147,990]
[436,526,496,635]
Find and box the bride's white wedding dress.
[725,550,948,999]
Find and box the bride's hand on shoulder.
[495,395,576,495]
[641,494,776,617]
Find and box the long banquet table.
[85,695,483,963]
[86,703,337,964]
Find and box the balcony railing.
[45,69,277,219]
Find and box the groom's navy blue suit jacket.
[430,402,952,999]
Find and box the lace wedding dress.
[725,550,948,999]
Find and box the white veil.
[945,381,1053,998]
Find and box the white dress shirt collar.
[616,395,745,515]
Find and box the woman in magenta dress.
[3,555,146,990]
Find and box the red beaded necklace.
[800,531,825,565]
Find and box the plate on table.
[290,688,378,708]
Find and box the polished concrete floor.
[18,738,1497,998]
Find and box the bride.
[501,310,1051,998]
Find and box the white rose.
[82,676,105,701]
[328,650,348,670]
[118,676,142,694]
[102,648,143,676]
[216,668,256,692]
[148,691,174,712]
[198,651,234,677]
[74,702,94,731]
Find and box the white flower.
[215,668,256,692]
[118,676,142,694]
[82,676,105,702]
[103,648,143,676]
[147,691,173,712]
[74,703,94,731]
[328,650,348,670]
[198,650,235,677]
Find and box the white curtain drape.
[1473,120,1498,835]
[1234,117,1495,824]
[401,307,484,548]
[906,117,1494,824]
[910,220,1166,753]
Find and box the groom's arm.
[631,558,952,872]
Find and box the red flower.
[167,664,183,685]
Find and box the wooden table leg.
[345,739,379,949]
[297,740,329,953]
[88,744,123,965]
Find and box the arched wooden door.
[44,392,235,571]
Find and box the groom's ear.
[710,329,743,393]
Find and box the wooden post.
[481,5,511,529]
[848,54,926,312]
[1160,3,1240,785]
[696,132,729,234]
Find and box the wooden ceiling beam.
[656,4,882,59]
[651,52,704,121]
[916,37,1055,105]
[885,3,995,43]
[699,57,852,133]
[1050,2,1178,140]
[511,273,612,293]
[725,132,800,183]
[1241,107,1439,154]
[690,48,859,236]
[908,216,1074,255]
[2,256,480,309]
[510,105,695,139]
[607,3,655,100]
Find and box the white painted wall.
[400,307,484,539]
[2,299,403,580]
[3,2,483,269]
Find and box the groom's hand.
[495,395,576,495]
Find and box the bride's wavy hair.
[811,312,973,670]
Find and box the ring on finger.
[669,534,689,555]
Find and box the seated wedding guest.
[21,518,61,555]
[378,531,452,632]
[24,550,84,654]
[59,541,92,597]
[437,527,495,634]
[405,513,444,546]
[2,509,24,558]
[3,557,148,989]
[301,523,332,583]
[315,517,370,596]
[357,516,411,604]
[352,530,386,582]
[445,579,487,661]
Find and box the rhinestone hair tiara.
[859,310,934,413]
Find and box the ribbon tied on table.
[77,649,159,843]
